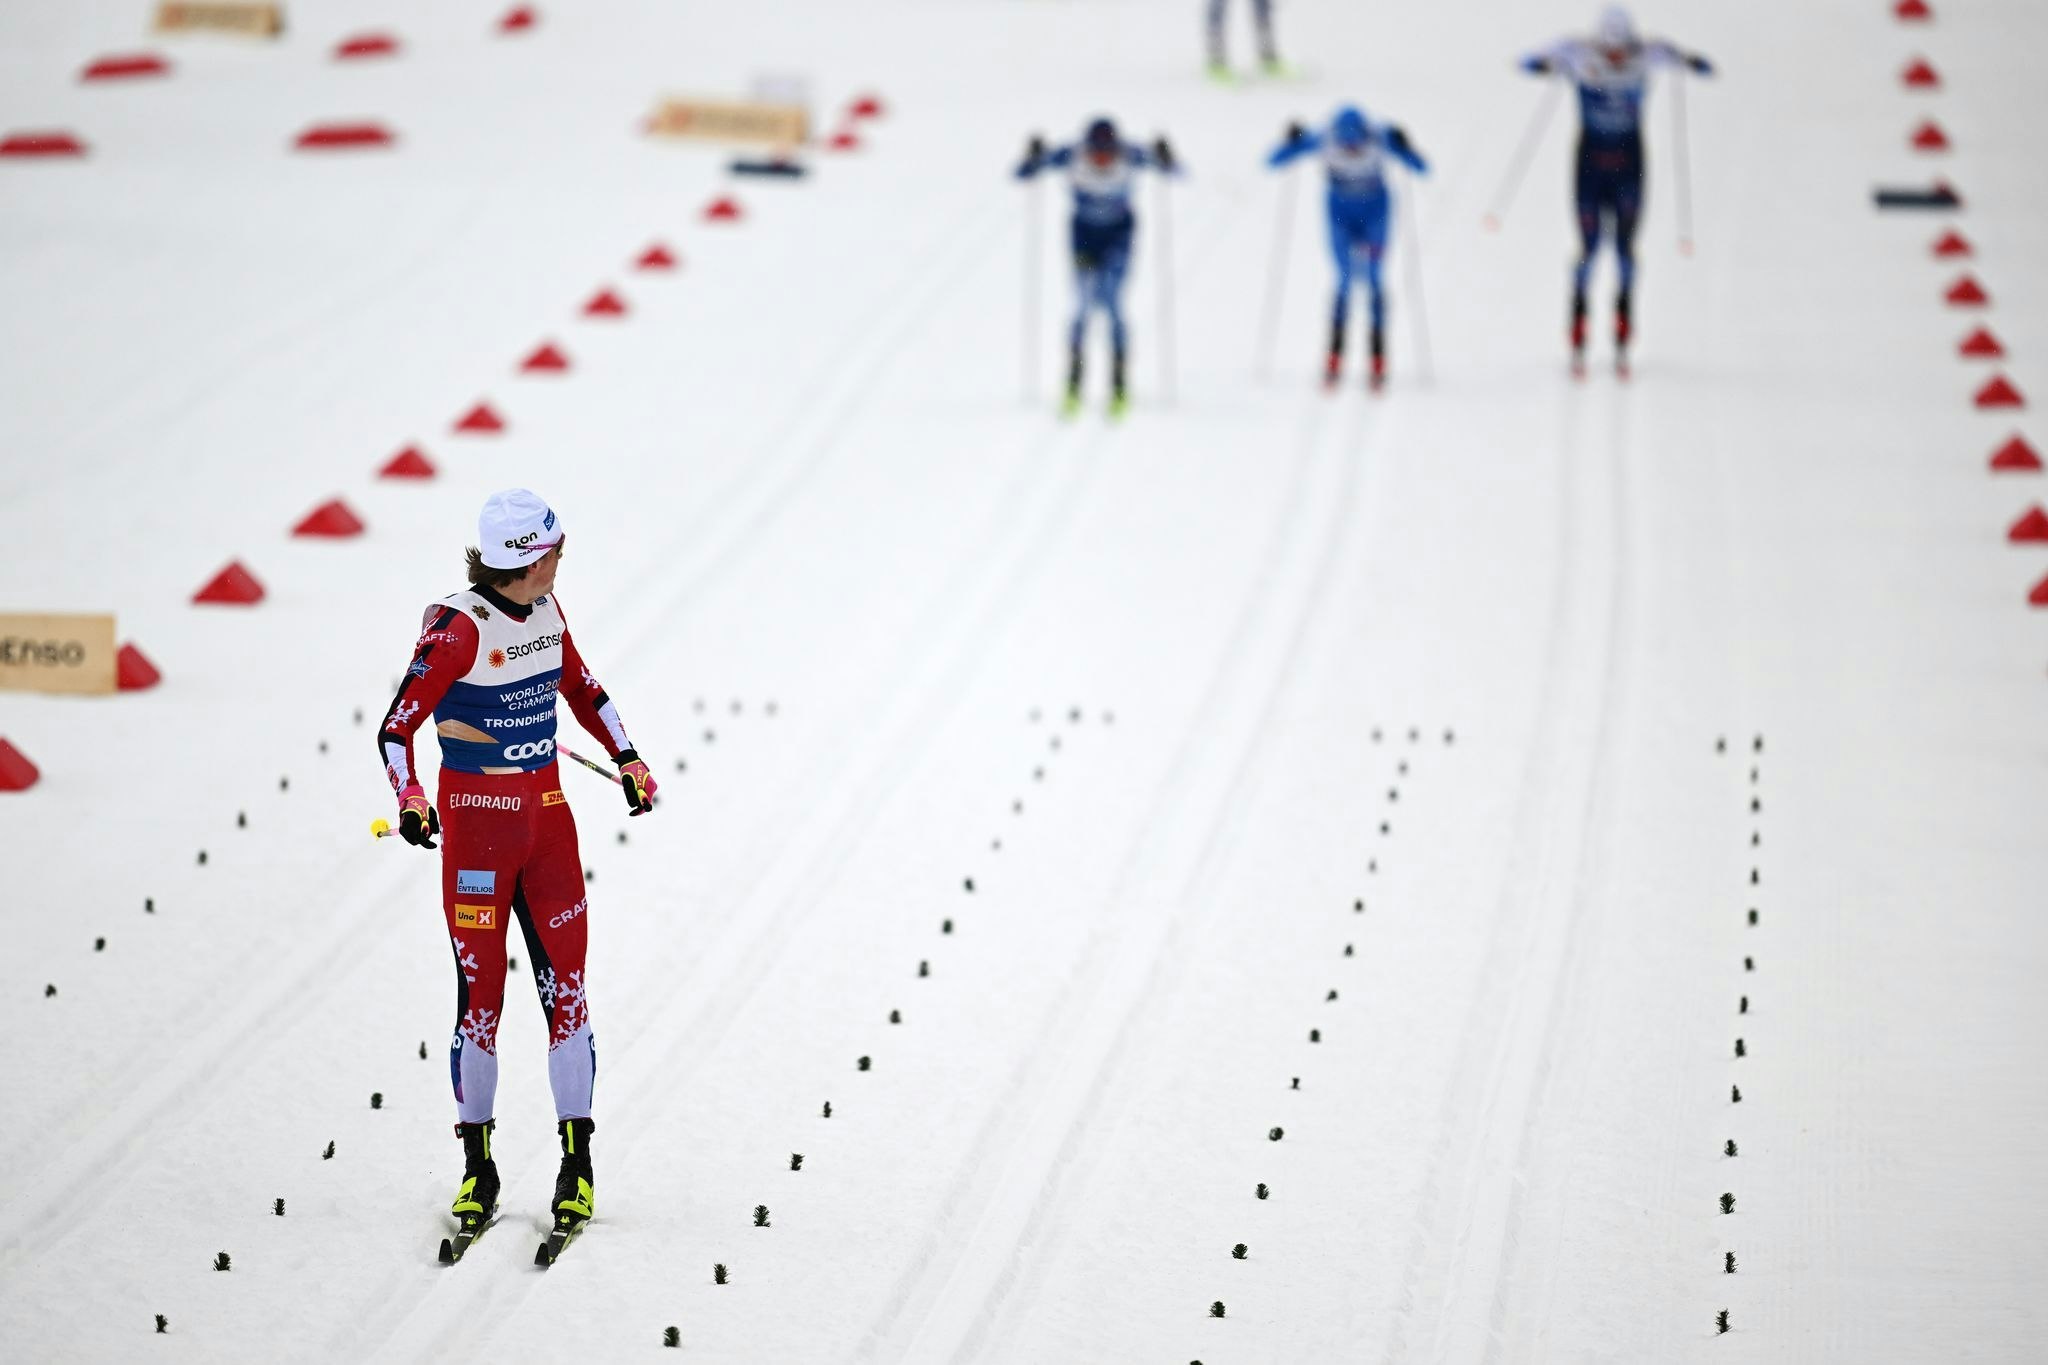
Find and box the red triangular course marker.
[82,53,170,81]
[1946,275,1989,306]
[704,196,743,222]
[1902,57,1939,88]
[295,123,395,151]
[0,739,39,792]
[1895,0,1932,19]
[193,560,265,605]
[1991,436,2043,472]
[582,289,627,318]
[335,33,400,60]
[1976,376,2026,410]
[635,243,677,270]
[848,95,885,119]
[454,402,505,434]
[379,445,436,479]
[1911,120,1949,151]
[2008,507,2048,543]
[499,6,537,33]
[521,342,571,372]
[0,131,87,157]
[117,643,162,691]
[292,498,366,537]
[2030,572,2048,607]
[1959,327,2004,359]
[828,130,861,152]
[1933,230,1973,258]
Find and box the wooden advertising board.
[647,97,809,148]
[0,613,117,696]
[153,3,286,38]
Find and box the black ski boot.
[1614,290,1633,378]
[439,1120,498,1264]
[1061,345,1084,418]
[536,1117,594,1266]
[1569,290,1589,377]
[1368,323,1386,391]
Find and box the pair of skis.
[438,1205,588,1267]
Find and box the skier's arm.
[1520,39,1576,76]
[1266,123,1321,168]
[1014,140,1073,179]
[556,619,657,815]
[1644,38,1711,74]
[1385,125,1428,175]
[376,607,476,795]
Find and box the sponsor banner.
[153,2,285,37]
[456,870,496,896]
[647,96,808,148]
[455,903,498,930]
[0,613,117,696]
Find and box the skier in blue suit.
[1017,117,1179,417]
[1268,105,1427,389]
[1522,5,1711,374]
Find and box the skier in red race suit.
[375,488,657,1259]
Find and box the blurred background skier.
[1206,0,1281,81]
[1016,117,1180,419]
[1267,104,1427,390]
[1521,5,1711,376]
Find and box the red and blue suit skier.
[375,488,657,1260]
[1268,105,1428,390]
[1522,5,1711,374]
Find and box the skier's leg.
[1614,167,1642,351]
[516,783,594,1122]
[1206,0,1227,68]
[1363,198,1391,384]
[437,774,526,1126]
[1252,0,1279,67]
[1327,216,1354,379]
[1100,238,1131,398]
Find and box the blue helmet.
[1332,106,1369,147]
[1083,117,1119,157]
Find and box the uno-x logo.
[548,897,588,930]
[503,738,555,762]
[455,904,498,931]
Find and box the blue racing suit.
[1016,140,1175,361]
[1268,119,1427,341]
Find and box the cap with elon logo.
[477,489,563,569]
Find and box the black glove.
[1026,134,1046,161]
[1387,126,1412,154]
[1686,53,1713,74]
[1285,120,1307,145]
[1152,136,1177,171]
[397,786,440,849]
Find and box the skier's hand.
[1685,53,1713,75]
[1285,120,1307,145]
[616,749,657,816]
[397,783,440,849]
[1521,55,1552,74]
[1152,136,1177,171]
[1025,134,1046,163]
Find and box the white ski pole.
[1671,68,1695,255]
[1254,165,1297,380]
[1398,180,1434,387]
[1155,158,1178,406]
[1483,80,1564,231]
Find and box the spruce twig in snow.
[1290,1077,1300,1090]
[790,1154,803,1171]
[323,1141,335,1159]
[1725,1251,1737,1273]
[1720,1192,1736,1214]
[214,1252,231,1272]
[665,1326,680,1347]
[1256,1184,1268,1199]
[1309,1029,1320,1043]
[1734,1039,1745,1058]
[1717,1310,1730,1334]
[1344,944,1354,956]
[1731,1086,1742,1104]
[1725,1139,1738,1157]
[1744,956,1755,972]
[857,1056,871,1072]
[1750,869,1760,885]
[964,877,975,892]
[197,850,208,865]
[919,960,930,978]
[1326,989,1338,1001]
[146,898,154,913]
[942,919,953,934]
[823,1101,832,1118]
[44,984,56,998]
[420,1041,428,1059]
[1747,909,1759,926]
[274,1198,284,1216]
[1268,1127,1284,1141]
[371,1092,383,1109]
[237,811,247,828]
[1715,736,1726,753]
[1231,1243,1247,1260]
[156,1315,167,1334]
[1739,996,1748,1014]
[95,937,106,952]
[754,1205,770,1227]
[1210,1301,1226,1318]
[889,1009,901,1024]
[714,1263,728,1284]
[1354,899,1364,913]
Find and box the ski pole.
[1671,68,1695,256]
[1023,155,1042,403]
[1254,165,1297,381]
[1155,153,1178,406]
[1398,180,1435,387]
[1482,79,1563,231]
[369,747,643,839]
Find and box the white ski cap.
[477,488,564,569]
[1597,5,1636,45]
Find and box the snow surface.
[4,0,2048,1360]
